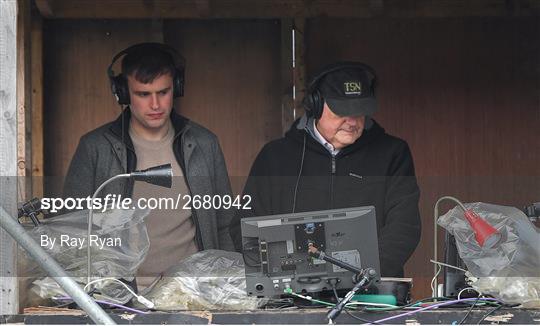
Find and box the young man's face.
[316,102,365,149]
[127,73,174,135]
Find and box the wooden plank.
[31,14,43,199]
[17,0,32,203]
[0,0,20,315]
[34,0,540,19]
[280,18,294,134]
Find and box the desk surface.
[3,308,540,324]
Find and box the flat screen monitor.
[241,206,380,297]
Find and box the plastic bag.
[472,277,540,308]
[438,202,540,305]
[137,249,266,310]
[22,208,150,303]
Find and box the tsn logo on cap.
[343,81,362,95]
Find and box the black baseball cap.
[317,63,377,117]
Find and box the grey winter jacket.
[63,109,235,251]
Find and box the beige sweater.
[130,121,198,288]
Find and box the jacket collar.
[287,115,386,156]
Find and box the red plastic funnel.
[463,210,501,248]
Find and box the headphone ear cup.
[302,89,324,119]
[311,89,324,119]
[110,74,130,105]
[302,92,314,117]
[173,68,184,98]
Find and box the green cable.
[284,288,398,309]
[364,297,501,312]
[283,289,501,312]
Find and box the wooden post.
[31,14,44,199]
[0,0,20,314]
[17,0,32,203]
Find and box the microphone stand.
[307,244,377,324]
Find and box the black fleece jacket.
[229,118,421,277]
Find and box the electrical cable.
[54,296,149,315]
[362,296,450,312]
[84,277,154,309]
[476,304,503,324]
[430,263,442,295]
[369,297,503,324]
[332,286,380,325]
[458,296,481,325]
[84,278,138,298]
[430,259,468,273]
[292,133,306,213]
[242,241,261,267]
[285,289,395,309]
[457,287,480,301]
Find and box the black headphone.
[302,62,377,119]
[107,43,185,105]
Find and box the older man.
[229,62,421,277]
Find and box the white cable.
[84,277,154,309]
[430,259,468,273]
[457,287,480,300]
[430,263,442,295]
[287,290,397,308]
[84,278,137,297]
[347,301,398,308]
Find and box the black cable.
[332,286,339,302]
[458,296,481,325]
[366,297,452,312]
[291,133,306,213]
[343,309,379,325]
[331,285,379,325]
[242,242,261,268]
[476,304,503,324]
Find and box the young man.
[229,62,421,277]
[63,43,234,287]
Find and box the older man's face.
[316,102,365,149]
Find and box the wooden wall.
[42,16,539,300]
[43,19,282,196]
[305,17,540,299]
[164,19,282,193]
[43,20,163,196]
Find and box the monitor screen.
[241,206,380,297]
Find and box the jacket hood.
[285,115,386,155]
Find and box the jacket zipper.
[330,156,336,208]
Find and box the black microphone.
[130,163,173,188]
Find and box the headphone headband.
[107,42,186,105]
[107,42,185,78]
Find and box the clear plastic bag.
[137,249,266,311]
[22,208,150,303]
[438,202,540,305]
